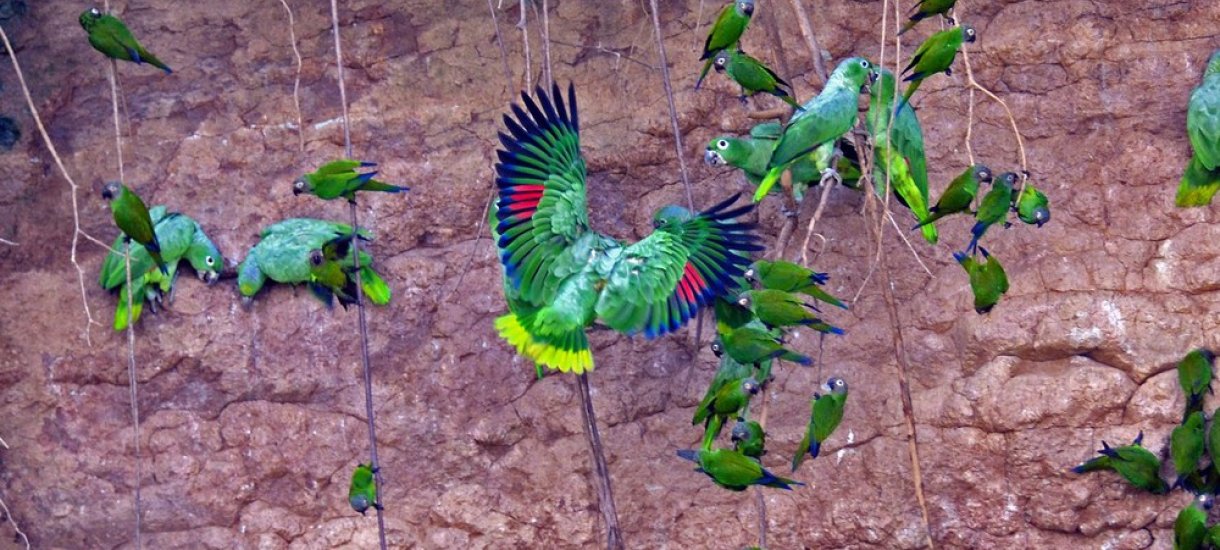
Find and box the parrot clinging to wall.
[238,218,390,307]
[1177,50,1220,208]
[1179,348,1215,420]
[676,448,802,491]
[1012,183,1051,227]
[695,0,755,89]
[744,259,846,310]
[1175,494,1212,550]
[491,83,763,374]
[964,172,1017,256]
[711,49,802,110]
[792,377,848,471]
[704,124,860,202]
[293,160,409,202]
[348,463,381,516]
[953,247,1009,314]
[1071,432,1169,495]
[79,7,172,73]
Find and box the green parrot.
[101,182,168,275]
[711,50,802,110]
[1179,349,1215,420]
[695,0,754,89]
[1070,454,1111,474]
[293,160,409,202]
[867,67,937,243]
[953,247,1009,314]
[492,83,763,374]
[731,419,766,458]
[348,463,381,516]
[78,7,172,74]
[182,219,225,285]
[1175,494,1212,550]
[964,171,1017,255]
[1209,524,1220,550]
[676,448,803,491]
[1078,433,1169,495]
[714,326,812,366]
[308,233,361,309]
[713,295,755,333]
[900,25,976,108]
[237,218,388,306]
[913,165,991,230]
[1172,411,1206,490]
[753,57,876,202]
[735,289,844,334]
[792,376,848,471]
[744,259,847,310]
[693,353,754,426]
[692,376,759,446]
[898,0,957,36]
[99,205,169,290]
[1177,50,1220,208]
[704,128,858,202]
[1011,183,1051,227]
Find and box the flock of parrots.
[67,0,1220,530]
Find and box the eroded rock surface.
[2,0,1219,548]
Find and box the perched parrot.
[964,172,1017,255]
[101,182,168,275]
[898,0,957,36]
[692,376,760,446]
[901,25,976,108]
[182,218,225,284]
[914,165,991,230]
[293,160,408,202]
[99,205,170,290]
[1011,183,1051,227]
[731,419,766,458]
[1076,433,1169,495]
[1179,349,1216,420]
[694,353,754,426]
[237,218,388,306]
[704,127,858,202]
[491,83,763,374]
[735,289,844,334]
[1177,50,1220,208]
[744,259,846,310]
[308,233,361,309]
[867,67,936,243]
[792,377,848,471]
[713,295,756,333]
[78,7,171,74]
[753,57,876,201]
[711,50,801,110]
[695,0,755,89]
[714,325,812,366]
[953,247,1008,314]
[348,463,381,516]
[1172,411,1206,489]
[1175,494,1212,550]
[676,448,803,491]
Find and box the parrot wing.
[702,4,737,59]
[494,82,590,305]
[1188,76,1220,171]
[317,159,374,175]
[595,194,762,338]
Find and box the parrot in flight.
[1177,50,1220,207]
[102,182,168,275]
[1071,432,1169,495]
[753,57,875,202]
[898,0,957,36]
[293,160,408,202]
[914,164,991,230]
[1012,183,1051,227]
[79,7,172,73]
[491,83,763,374]
[1178,348,1215,421]
[867,67,936,243]
[953,247,1009,314]
[348,463,381,516]
[901,25,976,108]
[792,377,848,471]
[711,50,802,110]
[696,0,755,89]
[676,448,803,491]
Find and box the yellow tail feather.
[494,314,594,374]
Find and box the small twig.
[693,0,705,53]
[799,174,836,265]
[486,0,514,94]
[329,2,388,548]
[107,61,125,184]
[277,0,305,152]
[787,0,829,84]
[885,211,933,276]
[753,384,772,549]
[122,241,143,550]
[0,24,102,346]
[964,87,976,166]
[577,373,625,550]
[0,237,16,246]
[647,0,695,211]
[518,1,532,90]
[0,494,29,550]
[540,0,552,90]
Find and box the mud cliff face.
[0,0,1217,548]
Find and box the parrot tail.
[897,17,920,36]
[359,178,410,195]
[919,219,938,244]
[150,250,170,275]
[695,58,715,90]
[758,469,804,490]
[753,165,785,202]
[776,349,813,366]
[494,313,593,374]
[676,449,700,463]
[896,81,921,114]
[1069,456,1110,474]
[778,92,804,112]
[807,439,822,459]
[1175,155,1220,208]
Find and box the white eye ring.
[91,7,101,15]
[205,256,215,266]
[859,60,869,68]
[717,140,729,149]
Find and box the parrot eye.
[90,7,101,15]
[309,251,324,265]
[717,140,729,150]
[737,297,749,307]
[859,60,869,68]
[711,342,723,357]
[966,28,976,37]
[205,256,215,267]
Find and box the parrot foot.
[738,95,749,106]
[1004,222,1013,229]
[148,294,162,314]
[820,167,842,188]
[945,67,953,77]
[945,16,956,25]
[374,503,385,511]
[780,206,798,219]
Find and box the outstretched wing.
[494,82,589,304]
[596,195,763,338]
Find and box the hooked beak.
[704,149,725,166]
[202,270,220,285]
[868,69,879,84]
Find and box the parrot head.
[712,51,731,73]
[100,181,122,201]
[185,239,224,285]
[833,57,874,90]
[79,7,103,31]
[1031,206,1050,227]
[972,165,993,184]
[710,340,724,358]
[653,205,692,230]
[349,494,371,515]
[961,25,977,43]
[995,172,1019,188]
[730,419,750,442]
[734,291,752,309]
[704,137,751,168]
[822,376,848,395]
[292,177,310,196]
[736,0,755,16]
[743,267,757,284]
[742,377,760,395]
[1197,493,1214,511]
[1200,349,1217,364]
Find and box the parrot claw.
[241,296,254,309]
[820,167,842,188]
[738,95,749,106]
[945,67,953,77]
